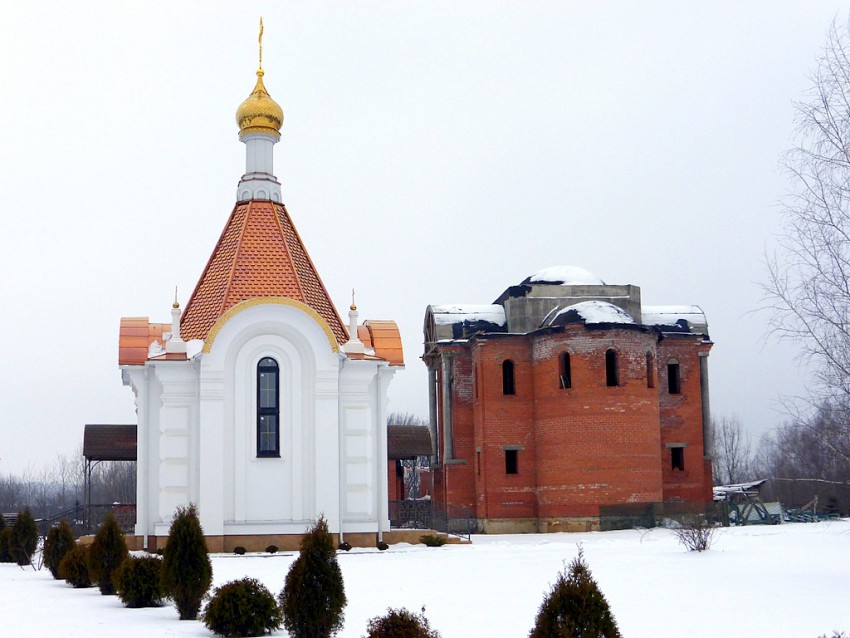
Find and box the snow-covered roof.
[522,265,605,286]
[430,304,507,327]
[426,304,508,342]
[713,479,768,495]
[642,305,708,334]
[545,300,635,327]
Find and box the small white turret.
[166,290,187,355]
[342,289,365,355]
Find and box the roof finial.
[167,289,187,355]
[343,288,365,354]
[258,17,264,70]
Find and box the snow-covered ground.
[2,522,847,637]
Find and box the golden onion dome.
[236,69,283,138]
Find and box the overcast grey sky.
[0,2,845,475]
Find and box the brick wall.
[431,323,712,529]
[658,337,713,502]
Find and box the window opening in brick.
[257,356,280,457]
[671,446,685,471]
[505,449,518,474]
[605,349,619,387]
[476,450,481,476]
[559,352,572,389]
[502,360,516,395]
[646,352,655,388]
[668,361,681,394]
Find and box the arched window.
[502,360,516,395]
[257,357,280,457]
[605,349,619,387]
[646,352,655,388]
[559,352,572,389]
[667,360,681,394]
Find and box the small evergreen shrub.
[338,541,352,552]
[419,534,447,547]
[529,546,621,638]
[44,520,76,579]
[160,504,212,620]
[377,540,389,551]
[280,516,347,638]
[265,545,278,554]
[10,508,38,566]
[203,577,283,637]
[233,546,247,555]
[0,527,13,563]
[114,555,165,608]
[88,511,129,595]
[366,607,442,638]
[59,544,94,588]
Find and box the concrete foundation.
[479,517,601,534]
[120,528,457,553]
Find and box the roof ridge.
[271,202,306,302]
[274,202,348,342]
[222,200,255,319]
[181,202,246,335]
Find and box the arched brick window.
[257,357,280,457]
[559,352,572,389]
[605,349,619,387]
[502,360,516,395]
[646,352,655,388]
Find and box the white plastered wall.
[123,359,200,540]
[198,302,340,536]
[125,299,396,540]
[338,359,394,534]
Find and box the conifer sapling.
[160,504,212,620]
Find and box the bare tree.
[764,18,850,405]
[754,403,850,513]
[761,18,850,507]
[387,412,427,427]
[712,415,753,486]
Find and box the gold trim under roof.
[202,297,341,354]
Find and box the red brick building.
[423,266,713,533]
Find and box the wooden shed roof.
[83,424,137,461]
[387,424,432,459]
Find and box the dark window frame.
[257,357,281,457]
[502,360,516,395]
[559,352,572,389]
[671,446,685,471]
[605,349,619,387]
[505,449,519,474]
[668,361,681,394]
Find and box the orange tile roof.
[118,318,169,365]
[180,200,348,345]
[364,320,404,366]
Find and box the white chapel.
[118,30,404,551]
